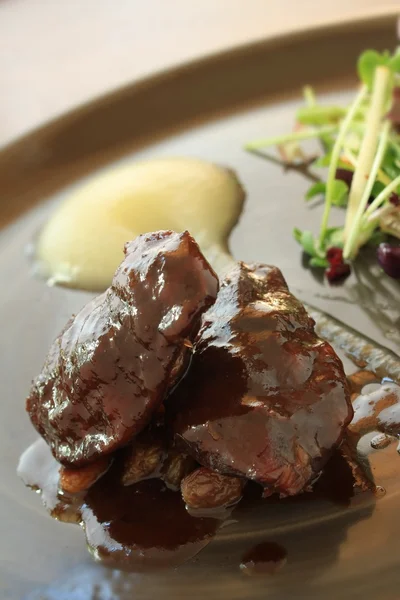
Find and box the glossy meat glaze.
[27,231,218,466]
[170,263,353,496]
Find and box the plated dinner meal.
[12,43,400,588]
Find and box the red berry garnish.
[335,168,353,188]
[377,243,400,279]
[326,247,344,265]
[325,247,351,283]
[389,192,400,207]
[325,263,351,283]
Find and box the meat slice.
[27,230,218,467]
[170,262,353,497]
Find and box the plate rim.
[0,8,398,159]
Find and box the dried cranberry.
[335,168,353,188]
[325,247,350,283]
[389,193,400,207]
[326,247,344,265]
[325,262,351,283]
[377,243,400,279]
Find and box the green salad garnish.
[245,49,400,281]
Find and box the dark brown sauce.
[311,450,360,506]
[349,374,400,436]
[171,263,353,498]
[19,369,400,572]
[82,462,219,570]
[347,370,380,395]
[18,439,362,574]
[240,542,287,576]
[17,434,379,573]
[17,438,220,571]
[342,374,400,496]
[350,380,400,439]
[26,230,219,468]
[282,449,367,506]
[17,438,82,523]
[233,448,366,517]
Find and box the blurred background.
[0,0,396,146]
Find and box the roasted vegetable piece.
[181,467,244,509]
[27,230,218,467]
[59,456,111,494]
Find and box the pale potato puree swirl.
[36,157,245,291]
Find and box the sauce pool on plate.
[240,542,287,576]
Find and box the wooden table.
[0,0,397,147]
